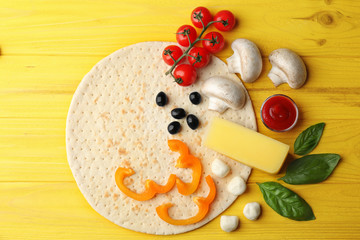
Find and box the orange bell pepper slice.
[155,175,216,225]
[115,167,176,201]
[168,139,202,196]
[115,139,202,201]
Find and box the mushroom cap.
[227,39,263,83]
[268,48,307,89]
[201,76,246,113]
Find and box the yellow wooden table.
[1,1,360,239]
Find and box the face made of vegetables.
[114,139,217,225]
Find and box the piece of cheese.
[204,117,289,174]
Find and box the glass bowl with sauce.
[260,94,299,132]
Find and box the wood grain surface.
[1,0,360,239]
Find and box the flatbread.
[66,42,257,235]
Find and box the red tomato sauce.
[261,94,298,132]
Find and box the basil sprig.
[279,154,340,184]
[257,182,315,221]
[294,122,325,155]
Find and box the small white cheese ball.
[211,158,230,178]
[227,176,246,195]
[220,215,239,232]
[243,202,261,220]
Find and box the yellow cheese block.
[204,117,289,174]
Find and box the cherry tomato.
[176,25,197,47]
[187,47,210,68]
[191,7,212,28]
[202,32,225,53]
[213,10,236,32]
[162,45,184,66]
[173,64,197,87]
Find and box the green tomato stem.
[165,20,222,76]
[186,54,197,59]
[170,71,177,81]
[169,54,176,63]
[200,13,205,29]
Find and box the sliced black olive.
[168,121,181,135]
[156,91,168,107]
[186,114,199,130]
[189,92,202,105]
[171,108,186,119]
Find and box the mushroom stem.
[268,66,288,87]
[208,97,229,113]
[226,54,242,76]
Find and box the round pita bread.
[66,42,257,235]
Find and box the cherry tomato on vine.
[176,25,197,47]
[173,64,197,86]
[162,45,184,66]
[202,32,225,53]
[213,10,236,32]
[187,47,210,68]
[191,6,212,28]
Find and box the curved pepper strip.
[115,167,176,201]
[155,175,216,225]
[168,139,202,196]
[175,155,202,196]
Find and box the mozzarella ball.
[220,215,239,232]
[211,158,230,178]
[227,176,246,195]
[243,202,261,220]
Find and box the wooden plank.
[0,118,73,182]
[0,0,359,57]
[0,55,100,93]
[0,182,359,239]
[1,55,360,90]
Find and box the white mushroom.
[220,215,239,232]
[243,202,261,221]
[268,48,307,89]
[227,176,246,196]
[211,158,230,178]
[226,39,263,83]
[201,76,246,113]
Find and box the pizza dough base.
[66,42,257,235]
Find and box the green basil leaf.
[257,182,315,221]
[294,122,325,155]
[279,154,340,184]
